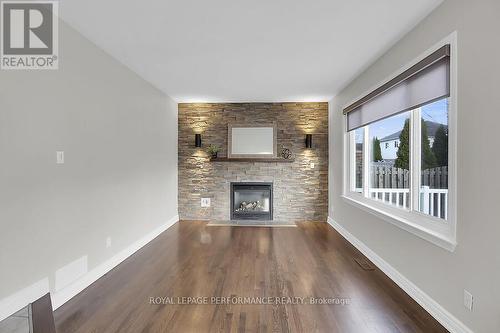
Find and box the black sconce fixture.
[305,134,313,148]
[195,133,202,147]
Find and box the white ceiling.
[60,0,442,102]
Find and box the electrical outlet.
[464,290,473,311]
[310,162,315,169]
[56,151,64,164]
[106,237,112,248]
[201,198,211,207]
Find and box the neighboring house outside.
[379,121,446,161]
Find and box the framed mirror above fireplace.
[228,123,277,158]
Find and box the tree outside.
[421,120,437,170]
[372,137,382,162]
[394,119,410,170]
[394,119,437,170]
[432,124,448,167]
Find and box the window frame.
[342,33,457,252]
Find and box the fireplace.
[230,182,273,220]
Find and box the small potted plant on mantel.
[207,144,221,159]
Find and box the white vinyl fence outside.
[357,187,448,219]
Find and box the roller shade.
[345,45,450,131]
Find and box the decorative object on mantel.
[206,144,221,158]
[280,145,292,159]
[195,133,202,147]
[305,134,313,149]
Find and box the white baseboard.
[51,215,179,309]
[327,217,473,333]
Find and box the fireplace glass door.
[231,183,273,220]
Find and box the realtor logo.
[1,1,58,69]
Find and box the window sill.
[341,195,456,252]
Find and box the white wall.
[329,0,500,332]
[0,19,178,317]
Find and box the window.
[350,128,364,193]
[343,39,456,251]
[419,99,449,219]
[369,111,410,209]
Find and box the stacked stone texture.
[178,103,328,222]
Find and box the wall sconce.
[305,134,312,149]
[195,134,202,147]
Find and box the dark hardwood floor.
[54,221,448,333]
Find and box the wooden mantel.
[210,157,295,163]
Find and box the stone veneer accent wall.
[178,103,328,222]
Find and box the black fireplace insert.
[230,182,273,220]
